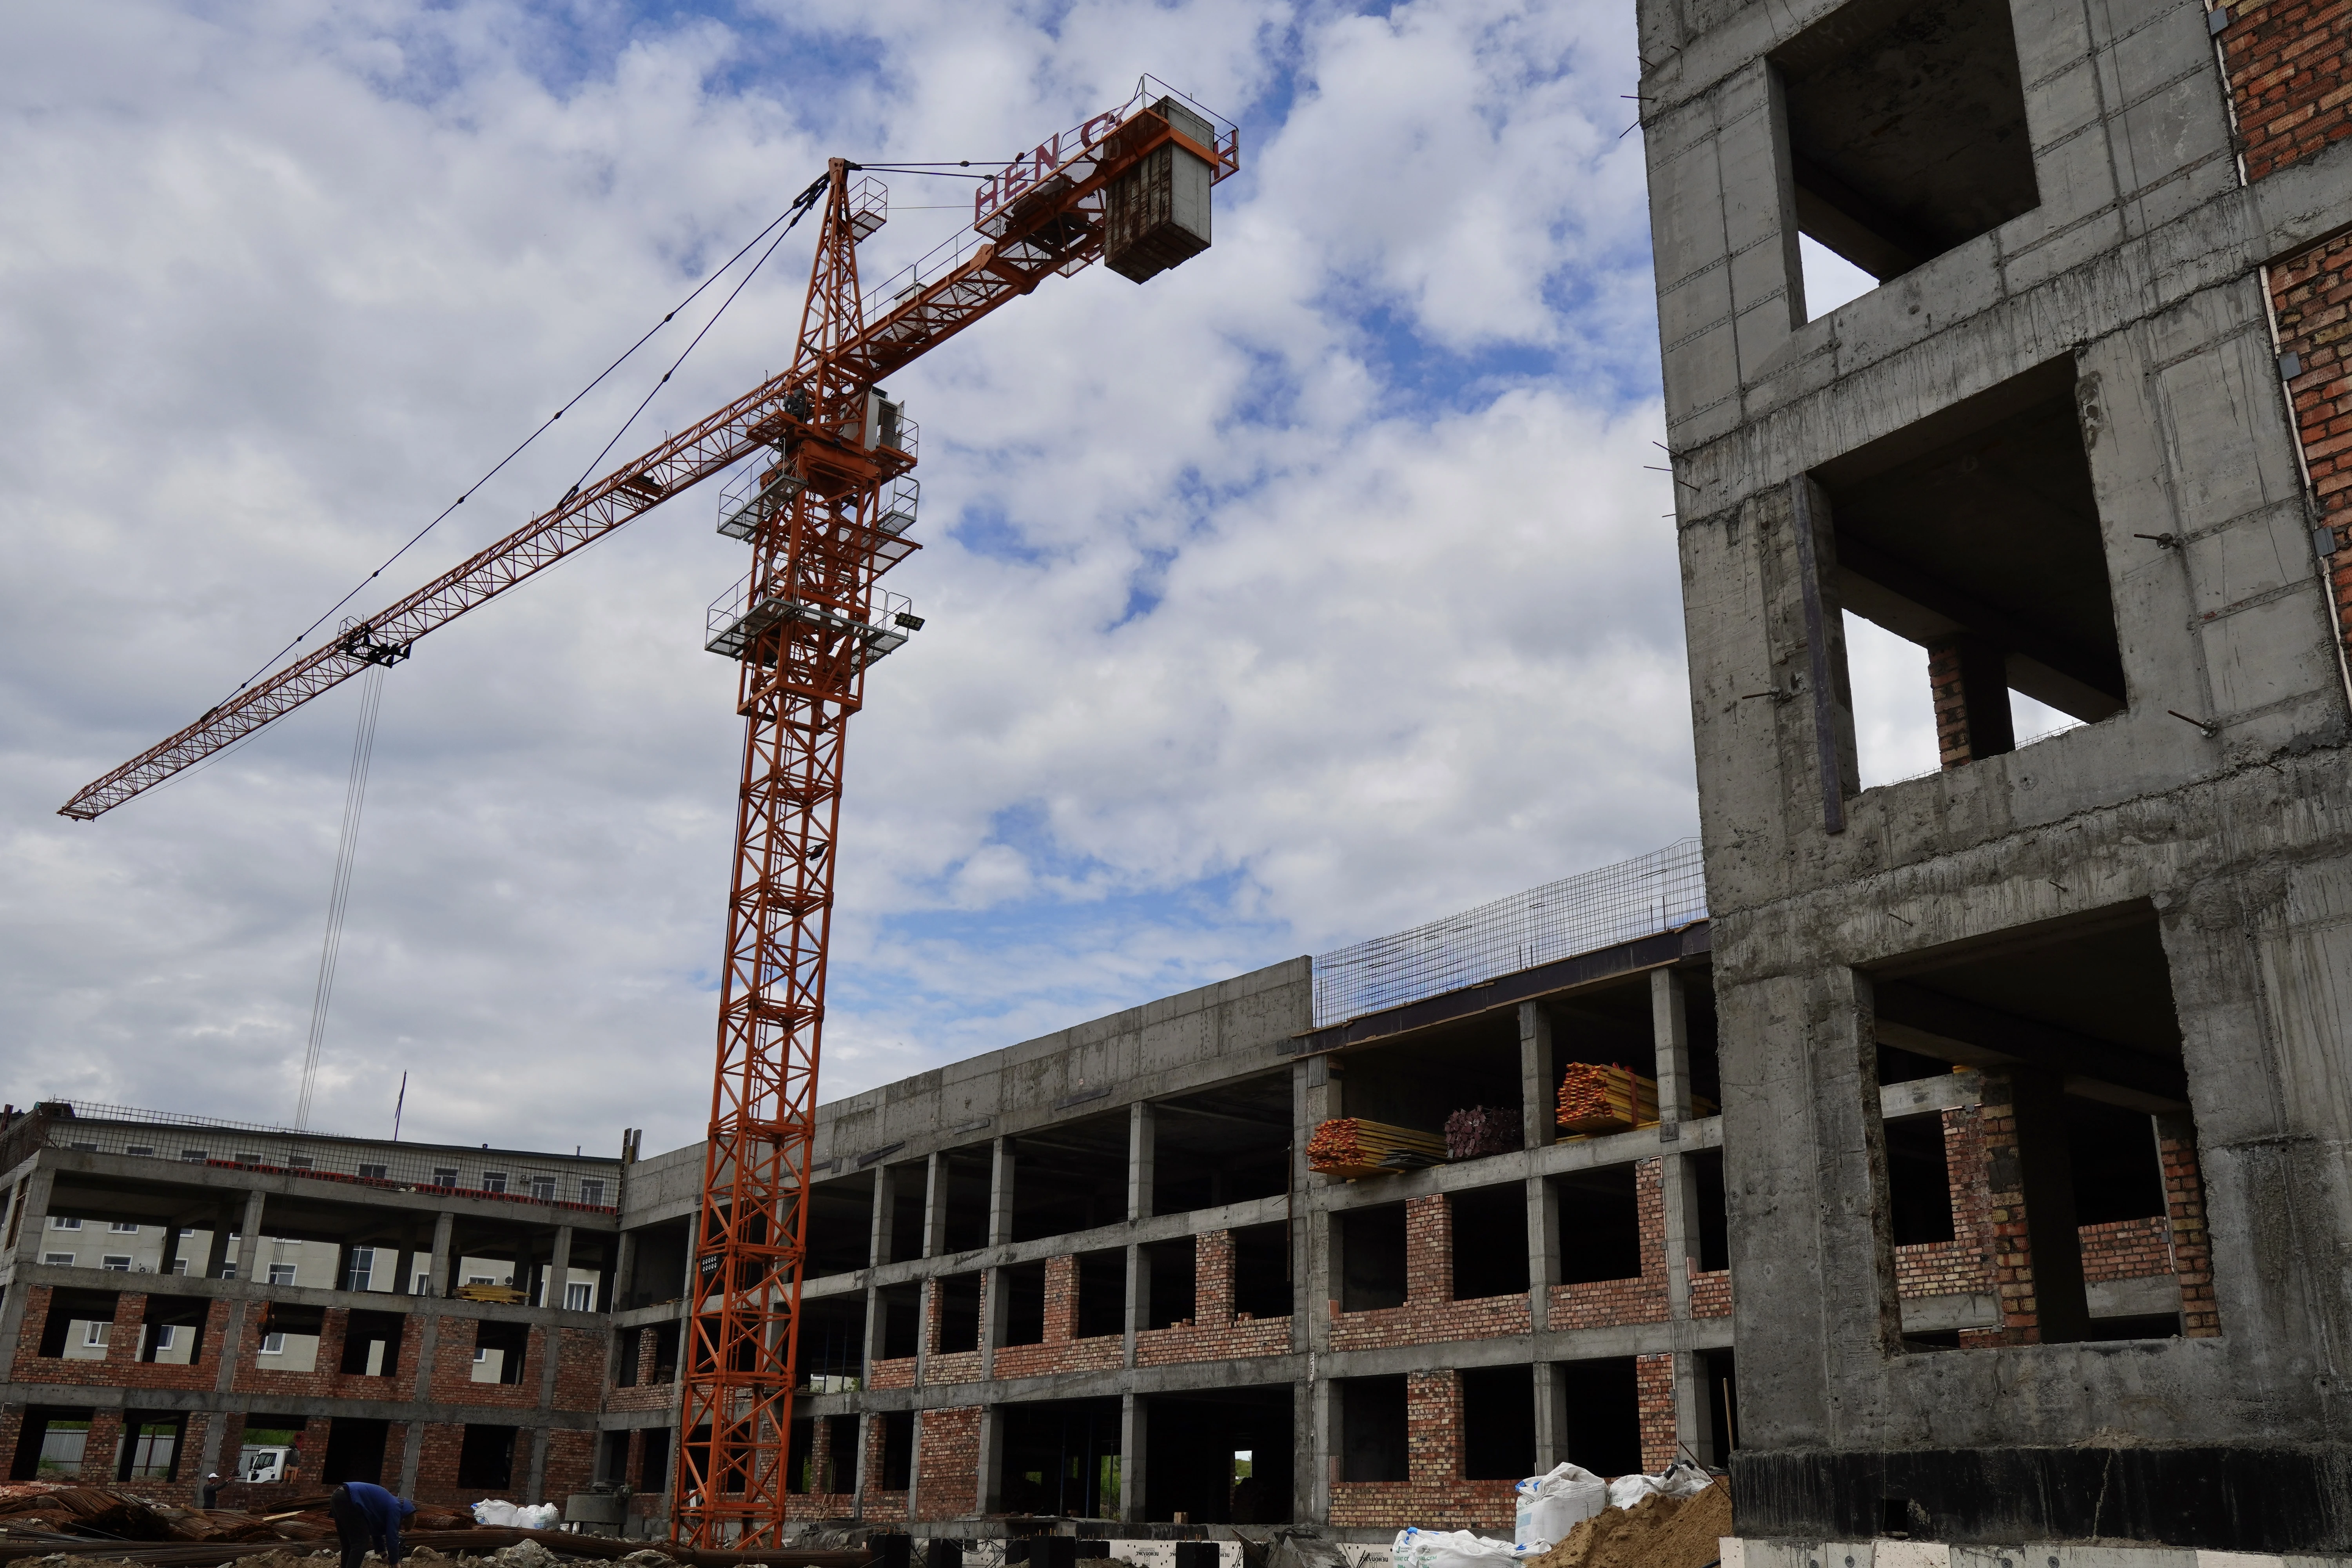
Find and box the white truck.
[237,1445,297,1484]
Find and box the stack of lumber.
[1555,1063,1659,1134]
[1443,1105,1523,1161]
[1307,1118,1446,1178]
[454,1282,527,1304]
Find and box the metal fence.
[1310,838,1708,1027]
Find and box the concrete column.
[980,1266,1004,1379]
[1982,1067,2089,1343]
[203,1201,238,1279]
[976,1403,1004,1514]
[1651,969,1693,1123]
[1520,1001,1555,1150]
[1127,1103,1155,1222]
[851,1410,873,1517]
[0,1167,56,1384]
[920,1154,946,1259]
[1295,1055,1339,1356]
[232,1191,267,1284]
[1121,1245,1145,1369]
[1119,1391,1147,1524]
[903,1408,924,1521]
[1671,1351,1717,1466]
[524,1427,549,1503]
[547,1225,575,1310]
[870,1165,895,1267]
[1526,1174,1559,1333]
[611,1230,636,1311]
[157,1220,187,1279]
[1654,970,1702,1321]
[427,1212,456,1298]
[1531,1361,1567,1469]
[1308,1374,1342,1524]
[988,1138,1016,1247]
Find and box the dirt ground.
[1520,1481,1733,1568]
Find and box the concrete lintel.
[0,1380,603,1428]
[837,1193,1290,1290]
[793,1350,1308,1416]
[1305,1117,1727,1214]
[34,1149,619,1232]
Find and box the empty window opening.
[9,1409,94,1480]
[805,1170,875,1276]
[878,1283,923,1361]
[797,1294,866,1387]
[940,1148,993,1255]
[1076,1249,1127,1338]
[1342,1017,1523,1152]
[1550,1167,1644,1284]
[935,1273,982,1354]
[1700,1349,1739,1466]
[1000,1261,1048,1347]
[596,1429,630,1486]
[258,1303,324,1372]
[472,1319,529,1385]
[1799,233,1879,319]
[822,1414,857,1493]
[319,1417,387,1486]
[1883,1115,1956,1246]
[614,1328,641,1387]
[1151,1076,1292,1216]
[881,1412,915,1490]
[1555,1357,1643,1478]
[1338,1376,1408,1483]
[1011,1115,1130,1242]
[1461,1366,1535,1481]
[338,1310,405,1377]
[1143,1237,1198,1329]
[139,1296,208,1366]
[637,1425,672,1492]
[1336,1204,1407,1313]
[1142,1384,1292,1524]
[886,1160,927,1263]
[1691,1148,1731,1272]
[1002,1396,1122,1518]
[1449,1185,1530,1301]
[786,1419,816,1495]
[648,1319,681,1383]
[1869,905,2198,1345]
[1820,361,2120,788]
[455,1424,516,1490]
[1776,0,2039,314]
[619,1220,687,1311]
[1232,1222,1292,1321]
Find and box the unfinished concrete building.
[1634,0,2352,1553]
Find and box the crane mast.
[55,78,1239,1548]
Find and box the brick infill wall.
[2268,236,2352,654]
[2163,1122,2221,1337]
[1548,1158,1670,1328]
[1635,1352,1677,1474]
[2220,0,2352,180]
[1893,1105,1997,1303]
[1332,1195,1533,1352]
[1328,1369,1516,1531]
[914,1404,981,1521]
[1687,1265,1731,1318]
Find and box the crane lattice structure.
[58,78,1239,1547]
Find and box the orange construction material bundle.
[1555,1063,1659,1134]
[1307,1118,1446,1177]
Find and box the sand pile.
[1522,1480,1732,1568]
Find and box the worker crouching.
[328,1481,418,1568]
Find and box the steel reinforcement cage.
[1310,838,1707,1027]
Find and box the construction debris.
[1307,1119,1446,1177]
[1443,1106,1521,1161]
[1517,1479,1730,1568]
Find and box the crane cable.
[293,662,385,1131]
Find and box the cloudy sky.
[0,0,1925,1156]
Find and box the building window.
[267,1263,297,1286]
[181,1149,208,1162]
[347,1248,375,1292]
[564,1281,593,1312]
[287,1156,313,1169]
[480,1172,508,1194]
[579,1180,607,1206]
[260,1333,286,1355]
[170,1259,191,1276]
[85,1322,110,1347]
[102,1256,132,1271]
[466,1275,495,1286]
[51,1217,80,1231]
[125,1145,155,1157]
[412,1272,431,1295]
[528,1177,557,1202]
[359,1164,388,1181]
[433,1168,459,1188]
[473,1347,491,1363]
[221,1263,238,1280]
[43,1252,73,1267]
[152,1326,178,1351]
[234,1152,263,1164]
[69,1142,97,1152]
[110,1221,139,1234]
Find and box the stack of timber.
[453,1282,527,1304]
[1307,1118,1446,1178]
[1443,1105,1523,1161]
[1555,1063,1659,1135]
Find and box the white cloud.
[0,0,1690,1155]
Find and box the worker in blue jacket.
[328,1481,418,1568]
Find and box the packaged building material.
[1444,1105,1523,1161]
[1392,1528,1548,1568]
[1604,1457,1713,1510]
[1514,1462,1606,1544]
[1307,1118,1446,1177]
[1554,1064,1659,1134]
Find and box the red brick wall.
[2079,1217,2176,1284]
[1687,1265,1731,1318]
[1332,1196,1532,1352]
[1892,1107,1997,1302]
[541,1427,596,1502]
[2163,1126,2221,1337]
[1327,1370,1516,1530]
[1548,1159,1669,1329]
[2267,237,2352,652]
[1138,1230,1294,1365]
[993,1253,1124,1378]
[1634,1353,1677,1475]
[783,1413,856,1521]
[913,1405,981,1521]
[870,1357,915,1390]
[2219,0,2352,180]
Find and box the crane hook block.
[1104,97,1216,283]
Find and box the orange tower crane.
[58,78,1240,1546]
